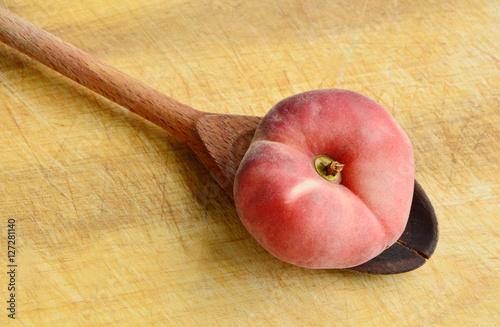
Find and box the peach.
[234,89,415,269]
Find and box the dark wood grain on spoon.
[0,7,437,274]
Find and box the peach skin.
[234,89,415,269]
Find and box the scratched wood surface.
[0,0,498,326]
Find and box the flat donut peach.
[234,89,414,269]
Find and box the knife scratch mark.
[4,103,44,169]
[334,0,368,87]
[46,120,77,171]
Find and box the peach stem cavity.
[313,155,344,184]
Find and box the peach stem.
[313,155,344,184]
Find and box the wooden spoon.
[0,7,437,274]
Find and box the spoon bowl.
[0,7,437,274]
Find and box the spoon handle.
[0,7,202,144]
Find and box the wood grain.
[0,0,498,326]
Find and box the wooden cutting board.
[0,0,498,325]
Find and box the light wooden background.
[0,0,498,326]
